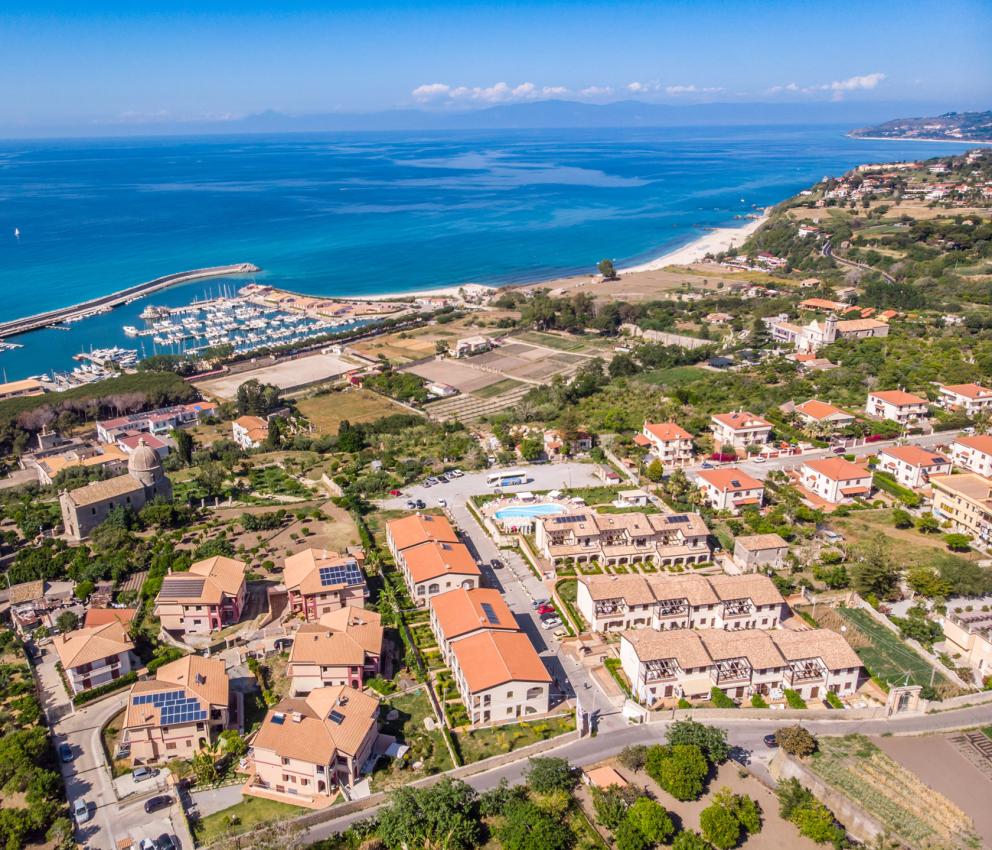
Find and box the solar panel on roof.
[666,514,689,524]
[157,577,206,599]
[318,562,364,587]
[480,602,500,625]
[329,710,345,724]
[553,515,585,525]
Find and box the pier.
[0,263,260,340]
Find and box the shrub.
[592,784,642,830]
[775,725,818,757]
[626,797,674,845]
[617,744,648,772]
[825,691,844,709]
[613,818,650,850]
[72,671,138,705]
[710,687,736,708]
[783,689,807,709]
[699,802,740,850]
[750,693,769,708]
[665,719,729,764]
[672,831,711,850]
[524,756,576,794]
[645,744,709,801]
[791,800,845,845]
[677,697,692,709]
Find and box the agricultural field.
[807,735,979,849]
[296,388,410,434]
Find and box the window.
[282,757,290,766]
[506,707,514,716]
[506,691,514,699]
[166,742,177,750]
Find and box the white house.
[710,412,772,452]
[949,435,992,477]
[865,391,930,426]
[232,415,269,449]
[694,467,764,514]
[791,400,855,431]
[51,621,135,695]
[637,422,694,466]
[938,383,992,416]
[876,445,951,489]
[732,534,789,572]
[799,458,873,504]
[454,336,492,357]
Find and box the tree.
[524,756,577,794]
[645,459,665,482]
[519,436,545,462]
[850,539,899,599]
[218,729,247,759]
[609,353,639,378]
[915,514,940,534]
[173,428,195,466]
[673,830,712,850]
[191,749,219,785]
[55,611,79,633]
[627,797,675,844]
[906,566,952,599]
[195,461,227,498]
[775,725,818,757]
[73,579,94,601]
[497,798,572,850]
[665,720,729,765]
[943,533,971,552]
[712,788,762,835]
[617,744,648,772]
[377,779,480,850]
[891,508,913,529]
[435,340,450,356]
[699,803,740,850]
[791,800,844,845]
[645,744,709,801]
[236,379,281,416]
[613,819,649,850]
[598,258,618,280]
[592,784,640,830]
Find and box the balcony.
[713,658,752,684]
[788,659,827,683]
[721,599,754,618]
[644,659,679,682]
[655,599,688,618]
[594,600,626,616]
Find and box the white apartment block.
[51,621,135,695]
[576,573,785,634]
[694,467,764,514]
[939,383,992,416]
[620,627,864,705]
[638,422,695,466]
[710,412,772,451]
[949,435,992,477]
[799,458,873,504]
[876,445,951,489]
[865,390,930,426]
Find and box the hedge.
[871,471,922,507]
[73,671,138,705]
[710,687,737,709]
[783,689,807,709]
[146,647,186,673]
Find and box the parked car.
[553,628,568,639]
[144,795,172,814]
[156,835,179,850]
[73,798,91,825]
[700,461,714,469]
[389,489,402,496]
[406,500,417,509]
[415,499,426,509]
[541,618,562,630]
[450,469,465,478]
[58,742,73,763]
[536,604,556,615]
[831,445,846,454]
[752,455,766,463]
[423,480,434,488]
[490,558,503,570]
[273,637,294,650]
[438,498,447,507]
[532,598,549,609]
[763,733,779,748]
[133,766,157,783]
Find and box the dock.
[0,263,260,340]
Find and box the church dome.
[128,438,161,475]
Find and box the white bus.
[486,468,528,488]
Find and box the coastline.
[848,134,992,146]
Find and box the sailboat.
[14,228,20,238]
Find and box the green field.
[473,377,524,398]
[514,330,588,351]
[636,365,709,387]
[452,715,575,764]
[192,796,304,846]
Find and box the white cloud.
[412,83,451,101]
[542,86,569,96]
[579,85,613,97]
[665,84,697,95]
[826,72,886,92]
[627,81,658,93]
[411,81,570,104]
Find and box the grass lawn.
[192,796,305,845]
[636,365,709,387]
[453,715,576,765]
[473,378,524,399]
[297,388,409,434]
[514,330,588,351]
[370,688,453,790]
[832,509,982,564]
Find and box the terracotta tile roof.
[836,318,888,332]
[43,444,128,477]
[794,400,852,421]
[633,434,652,447]
[83,607,137,628]
[707,574,786,606]
[235,415,267,430]
[122,654,231,730]
[941,383,992,400]
[66,473,145,507]
[581,574,657,606]
[582,572,784,608]
[711,412,772,431]
[387,513,459,551]
[643,422,692,442]
[290,627,366,666]
[51,621,134,670]
[952,434,992,455]
[189,556,247,596]
[585,766,628,788]
[734,533,788,552]
[7,580,44,605]
[430,588,518,642]
[156,556,246,606]
[622,629,713,668]
[771,628,863,669]
[696,467,763,492]
[118,432,168,451]
[699,630,786,669]
[318,606,384,657]
[284,548,366,597]
[879,445,949,468]
[803,457,871,481]
[401,541,481,584]
[869,390,928,406]
[451,630,551,693]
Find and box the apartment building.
[791,399,855,431]
[449,630,551,725]
[429,587,518,665]
[287,608,383,695]
[96,401,217,443]
[122,656,231,765]
[51,620,135,695]
[731,534,789,572]
[798,458,873,504]
[930,472,992,543]
[637,422,695,466]
[619,627,863,705]
[248,686,379,801]
[535,509,711,568]
[284,548,369,621]
[876,445,951,489]
[865,390,930,426]
[576,573,785,633]
[710,412,772,451]
[154,556,247,635]
[949,435,992,477]
[942,610,992,677]
[386,510,481,605]
[938,383,992,416]
[694,467,764,514]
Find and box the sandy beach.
[361,282,497,302]
[621,211,769,273]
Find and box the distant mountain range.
[850,110,992,143]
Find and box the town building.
[154,556,247,635]
[535,510,711,569]
[248,686,379,801]
[771,314,889,353]
[636,422,695,466]
[96,401,217,443]
[576,573,785,633]
[448,630,551,725]
[942,610,992,678]
[429,587,519,664]
[949,435,992,477]
[52,620,135,695]
[385,514,480,605]
[620,627,863,704]
[710,412,772,452]
[732,534,790,572]
[284,549,369,621]
[0,378,46,401]
[543,429,593,457]
[232,415,269,449]
[930,473,992,543]
[117,431,169,460]
[790,400,855,431]
[59,440,172,541]
[694,467,764,514]
[287,608,383,695]
[876,445,951,489]
[614,489,650,508]
[938,383,992,415]
[454,336,492,357]
[83,607,137,628]
[798,458,873,505]
[35,443,130,486]
[121,656,231,765]
[865,390,930,426]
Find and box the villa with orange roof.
[232,415,269,449]
[51,620,135,695]
[288,607,383,695]
[83,607,137,629]
[448,630,551,725]
[121,655,231,765]
[949,434,992,477]
[429,587,519,664]
[799,458,873,504]
[791,400,855,431]
[876,445,951,489]
[694,467,764,514]
[710,412,772,451]
[284,548,369,621]
[154,556,247,635]
[865,390,930,426]
[638,421,694,466]
[938,383,992,416]
[385,513,480,605]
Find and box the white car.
[438,498,447,507]
[541,618,562,630]
[73,798,91,825]
[450,469,464,478]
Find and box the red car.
[536,604,556,615]
[389,489,402,496]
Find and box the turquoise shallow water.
[0,126,975,380]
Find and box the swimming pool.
[494,503,567,521]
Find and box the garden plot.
[404,359,507,393]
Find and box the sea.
[0,125,977,381]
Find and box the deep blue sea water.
[0,126,977,380]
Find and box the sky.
[1,0,990,132]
